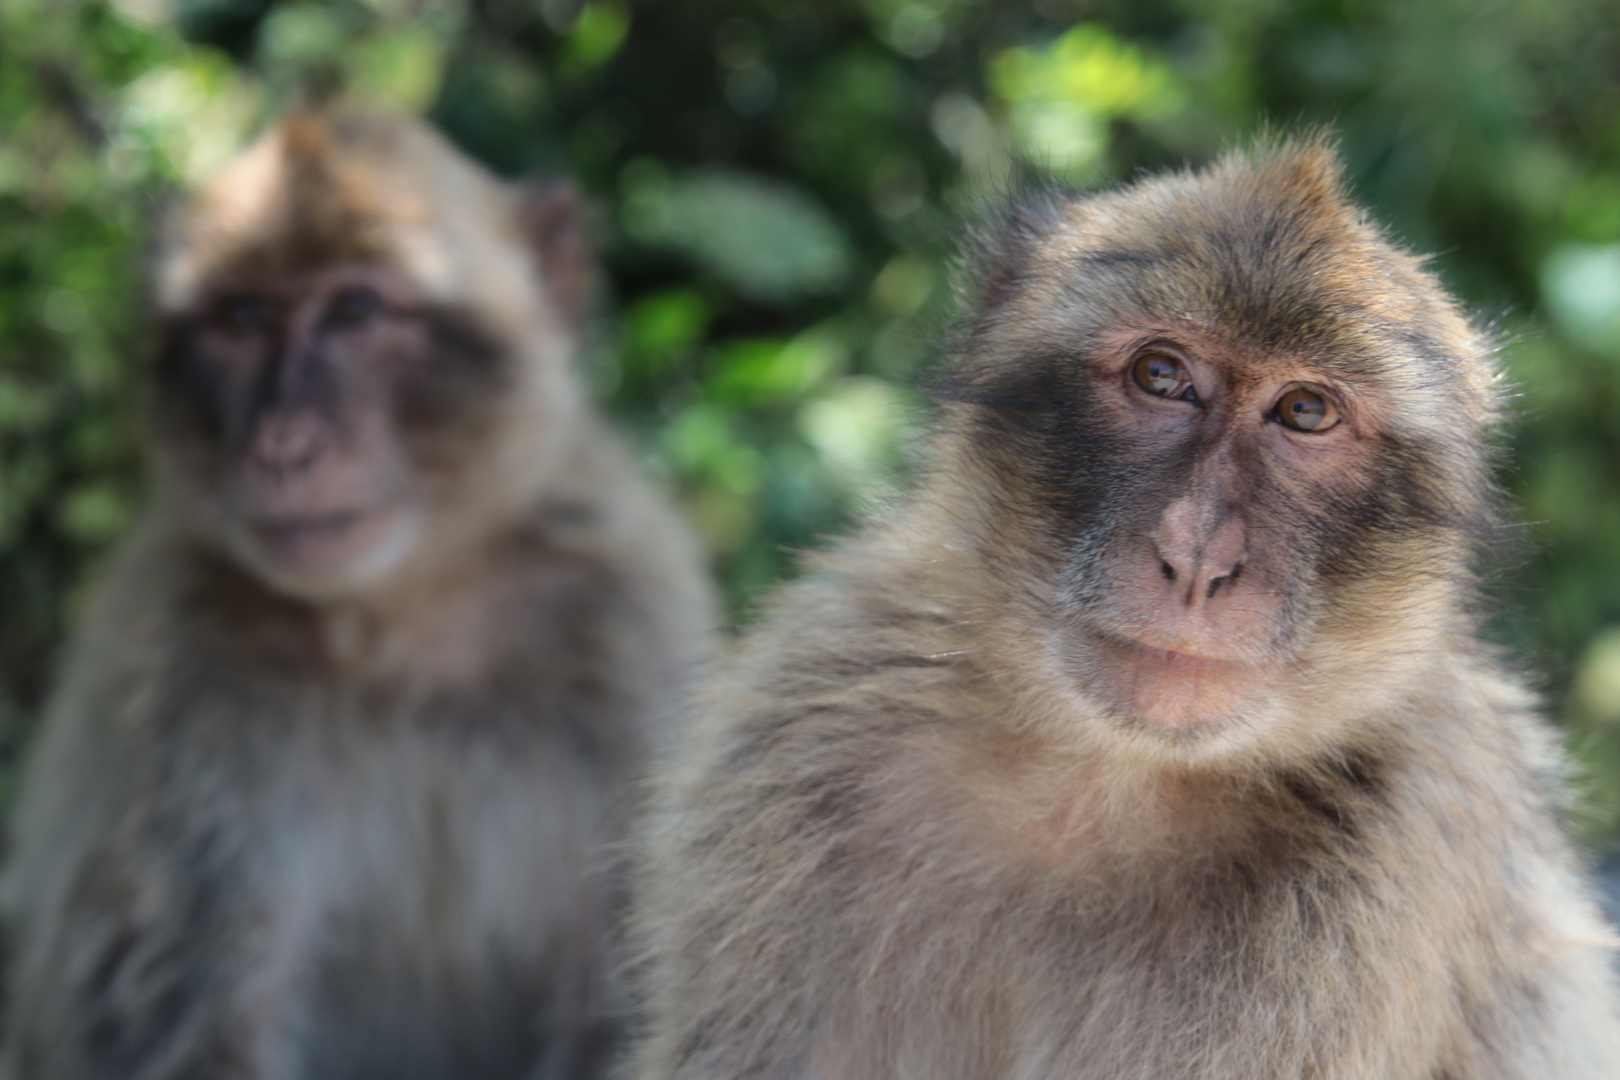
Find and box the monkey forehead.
[152,111,542,331]
[991,143,1500,417]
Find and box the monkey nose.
[1152,498,1247,605]
[250,413,326,476]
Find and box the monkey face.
[141,111,591,602]
[155,262,510,596]
[1054,327,1386,732]
[946,150,1501,754]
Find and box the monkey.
[627,139,1620,1080]
[0,109,716,1080]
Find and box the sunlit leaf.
[709,328,847,408]
[1542,243,1620,354]
[348,28,445,112]
[988,23,1183,177]
[567,1,630,68]
[624,289,710,376]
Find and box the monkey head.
[941,141,1503,763]
[147,110,589,598]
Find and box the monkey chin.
[229,503,421,599]
[1092,636,1286,734]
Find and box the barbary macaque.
[629,141,1620,1078]
[1,110,715,1080]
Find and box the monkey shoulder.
[639,564,1620,1077]
[4,485,695,872]
[515,423,717,657]
[646,550,1005,909]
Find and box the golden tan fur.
[1,111,716,1080]
[629,142,1620,1079]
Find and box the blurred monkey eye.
[1131,351,1201,404]
[327,286,384,327]
[1273,387,1340,432]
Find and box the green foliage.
[4,0,1620,839]
[621,165,855,302]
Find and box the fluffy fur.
[628,141,1620,1079]
[2,112,716,1080]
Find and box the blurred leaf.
[708,327,847,408]
[869,254,934,319]
[57,482,136,544]
[115,47,263,182]
[566,1,629,69]
[257,1,345,69]
[990,23,1184,178]
[623,167,854,303]
[623,288,710,379]
[881,4,946,60]
[347,27,444,112]
[799,376,909,492]
[1541,243,1620,354]
[1576,628,1620,727]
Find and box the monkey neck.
[312,564,516,685]
[162,535,522,691]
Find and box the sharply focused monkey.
[0,110,716,1080]
[629,141,1620,1079]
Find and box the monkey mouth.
[239,501,414,587]
[1121,642,1227,665]
[1106,639,1249,683]
[1093,634,1282,729]
[253,507,377,542]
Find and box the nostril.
[1160,561,1176,582]
[1204,561,1243,599]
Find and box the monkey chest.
[269,724,616,1079]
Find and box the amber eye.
[327,286,383,327]
[1131,351,1200,403]
[1273,387,1340,432]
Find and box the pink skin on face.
[1078,332,1375,729]
[194,265,432,592]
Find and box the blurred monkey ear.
[518,180,591,328]
[969,184,1065,316]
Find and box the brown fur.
[1,111,717,1080]
[628,141,1620,1079]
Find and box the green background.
[4,0,1620,842]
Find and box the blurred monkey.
[1,111,715,1080]
[629,141,1620,1079]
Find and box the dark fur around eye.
[151,322,233,441]
[213,294,277,333]
[394,307,511,436]
[326,287,384,327]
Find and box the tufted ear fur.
[1246,133,1347,214]
[966,185,1065,317]
[517,180,591,330]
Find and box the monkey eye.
[1272,387,1341,432]
[327,286,384,328]
[1131,351,1201,405]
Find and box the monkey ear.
[971,187,1065,314]
[517,181,591,328]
